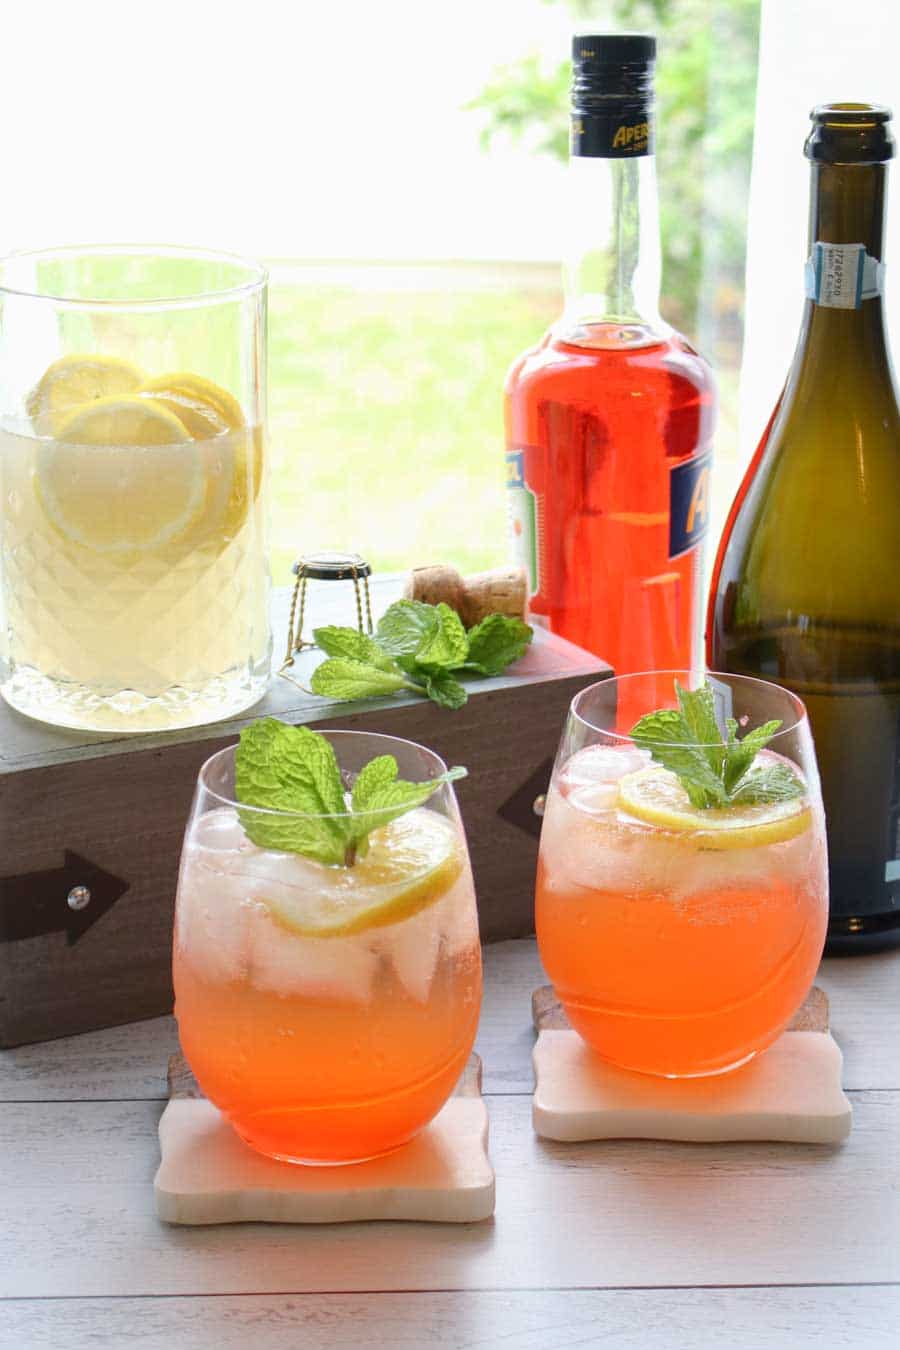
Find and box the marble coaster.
[531,987,852,1145]
[155,1054,494,1225]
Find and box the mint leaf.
[310,657,417,702]
[350,754,468,844]
[349,754,399,809]
[464,614,533,676]
[233,719,470,866]
[723,719,783,793]
[414,602,469,670]
[313,626,399,672]
[234,718,349,863]
[375,600,438,657]
[675,681,725,778]
[422,668,468,709]
[629,708,727,809]
[730,761,805,804]
[630,680,801,810]
[308,600,535,710]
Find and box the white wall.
[740,0,900,454]
[2,0,572,262]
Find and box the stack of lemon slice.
[26,354,259,553]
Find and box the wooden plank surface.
[3,1287,899,1350]
[1,1090,898,1296]
[1,938,898,1349]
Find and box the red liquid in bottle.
[505,321,716,672]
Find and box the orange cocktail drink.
[173,729,482,1163]
[536,672,828,1077]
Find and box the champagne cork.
[404,565,527,627]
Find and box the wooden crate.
[0,584,610,1046]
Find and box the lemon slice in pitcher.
[26,354,145,434]
[37,396,206,552]
[137,371,244,438]
[137,372,260,536]
[262,811,464,939]
[617,761,811,850]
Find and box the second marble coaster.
[531,987,852,1146]
[155,1053,494,1225]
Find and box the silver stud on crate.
[66,885,91,912]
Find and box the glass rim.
[198,728,453,822]
[570,668,810,746]
[0,243,268,310]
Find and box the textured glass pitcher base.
[1,659,270,734]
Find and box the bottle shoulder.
[712,406,900,634]
[756,396,900,486]
[505,323,715,398]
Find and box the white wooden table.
[1,939,898,1349]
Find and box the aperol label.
[571,112,655,158]
[669,450,712,559]
[506,448,541,597]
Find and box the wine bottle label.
[669,450,712,559]
[805,242,884,309]
[505,449,541,597]
[571,112,654,159]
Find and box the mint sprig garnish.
[309,599,532,710]
[464,612,535,676]
[629,680,804,809]
[234,718,466,866]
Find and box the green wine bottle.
[708,104,900,951]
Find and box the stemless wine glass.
[536,670,829,1078]
[173,730,483,1164]
[0,245,270,732]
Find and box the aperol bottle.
[505,34,716,671]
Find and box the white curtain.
[740,0,900,455]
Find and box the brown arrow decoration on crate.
[0,851,129,945]
[497,755,554,840]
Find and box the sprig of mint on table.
[629,680,804,809]
[234,717,466,867]
[308,599,533,710]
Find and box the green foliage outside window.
[468,0,761,362]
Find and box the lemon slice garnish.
[262,810,464,938]
[27,354,145,434]
[617,762,811,850]
[137,372,260,536]
[37,396,206,552]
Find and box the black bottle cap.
[806,103,895,164]
[573,33,656,67]
[571,33,655,158]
